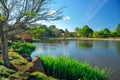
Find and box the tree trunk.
[0,28,11,68]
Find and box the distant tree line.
[20,23,120,39]
[76,23,120,38]
[21,24,66,39]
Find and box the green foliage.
[51,28,62,37]
[32,25,49,39]
[0,65,15,77]
[24,12,37,18]
[40,56,109,80]
[49,25,56,29]
[77,41,93,48]
[48,25,63,37]
[0,77,8,80]
[32,28,46,39]
[11,41,35,55]
[0,59,4,65]
[31,24,64,38]
[0,15,6,21]
[75,27,79,32]
[9,72,28,80]
[30,72,56,80]
[116,23,120,37]
[99,28,111,38]
[8,52,28,66]
[67,33,75,37]
[110,31,117,37]
[92,31,101,38]
[78,25,93,37]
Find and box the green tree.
[75,27,79,32]
[78,25,93,37]
[0,0,62,67]
[99,28,111,38]
[92,31,101,38]
[48,25,63,37]
[49,25,56,29]
[110,30,117,37]
[116,23,120,37]
[67,32,75,37]
[32,27,46,39]
[40,25,48,30]
[51,28,62,37]
[59,29,64,33]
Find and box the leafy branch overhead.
[0,0,63,33]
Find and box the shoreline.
[48,37,120,41]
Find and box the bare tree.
[0,0,63,68]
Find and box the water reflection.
[102,41,109,48]
[31,43,48,57]
[31,40,120,80]
[42,40,62,45]
[116,41,120,54]
[63,41,69,46]
[62,41,69,56]
[76,40,93,49]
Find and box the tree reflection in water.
[62,41,69,56]
[76,40,93,49]
[102,41,109,48]
[116,41,120,54]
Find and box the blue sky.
[45,0,120,32]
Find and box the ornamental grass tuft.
[40,56,110,80]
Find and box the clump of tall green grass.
[40,56,110,80]
[11,41,35,55]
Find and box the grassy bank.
[40,56,110,80]
[11,41,35,55]
[0,52,57,80]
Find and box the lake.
[31,40,120,80]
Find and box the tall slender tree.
[0,0,63,68]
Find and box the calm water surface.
[31,40,120,80]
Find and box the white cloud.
[47,10,57,16]
[35,20,53,26]
[63,16,70,20]
[35,20,47,24]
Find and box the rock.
[22,54,32,62]
[28,56,45,73]
[14,65,29,72]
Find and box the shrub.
[0,76,8,80]
[22,34,32,42]
[0,59,4,65]
[8,52,28,66]
[40,56,109,80]
[0,65,15,77]
[11,41,35,55]
[30,72,56,80]
[9,71,28,80]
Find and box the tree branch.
[0,0,9,20]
